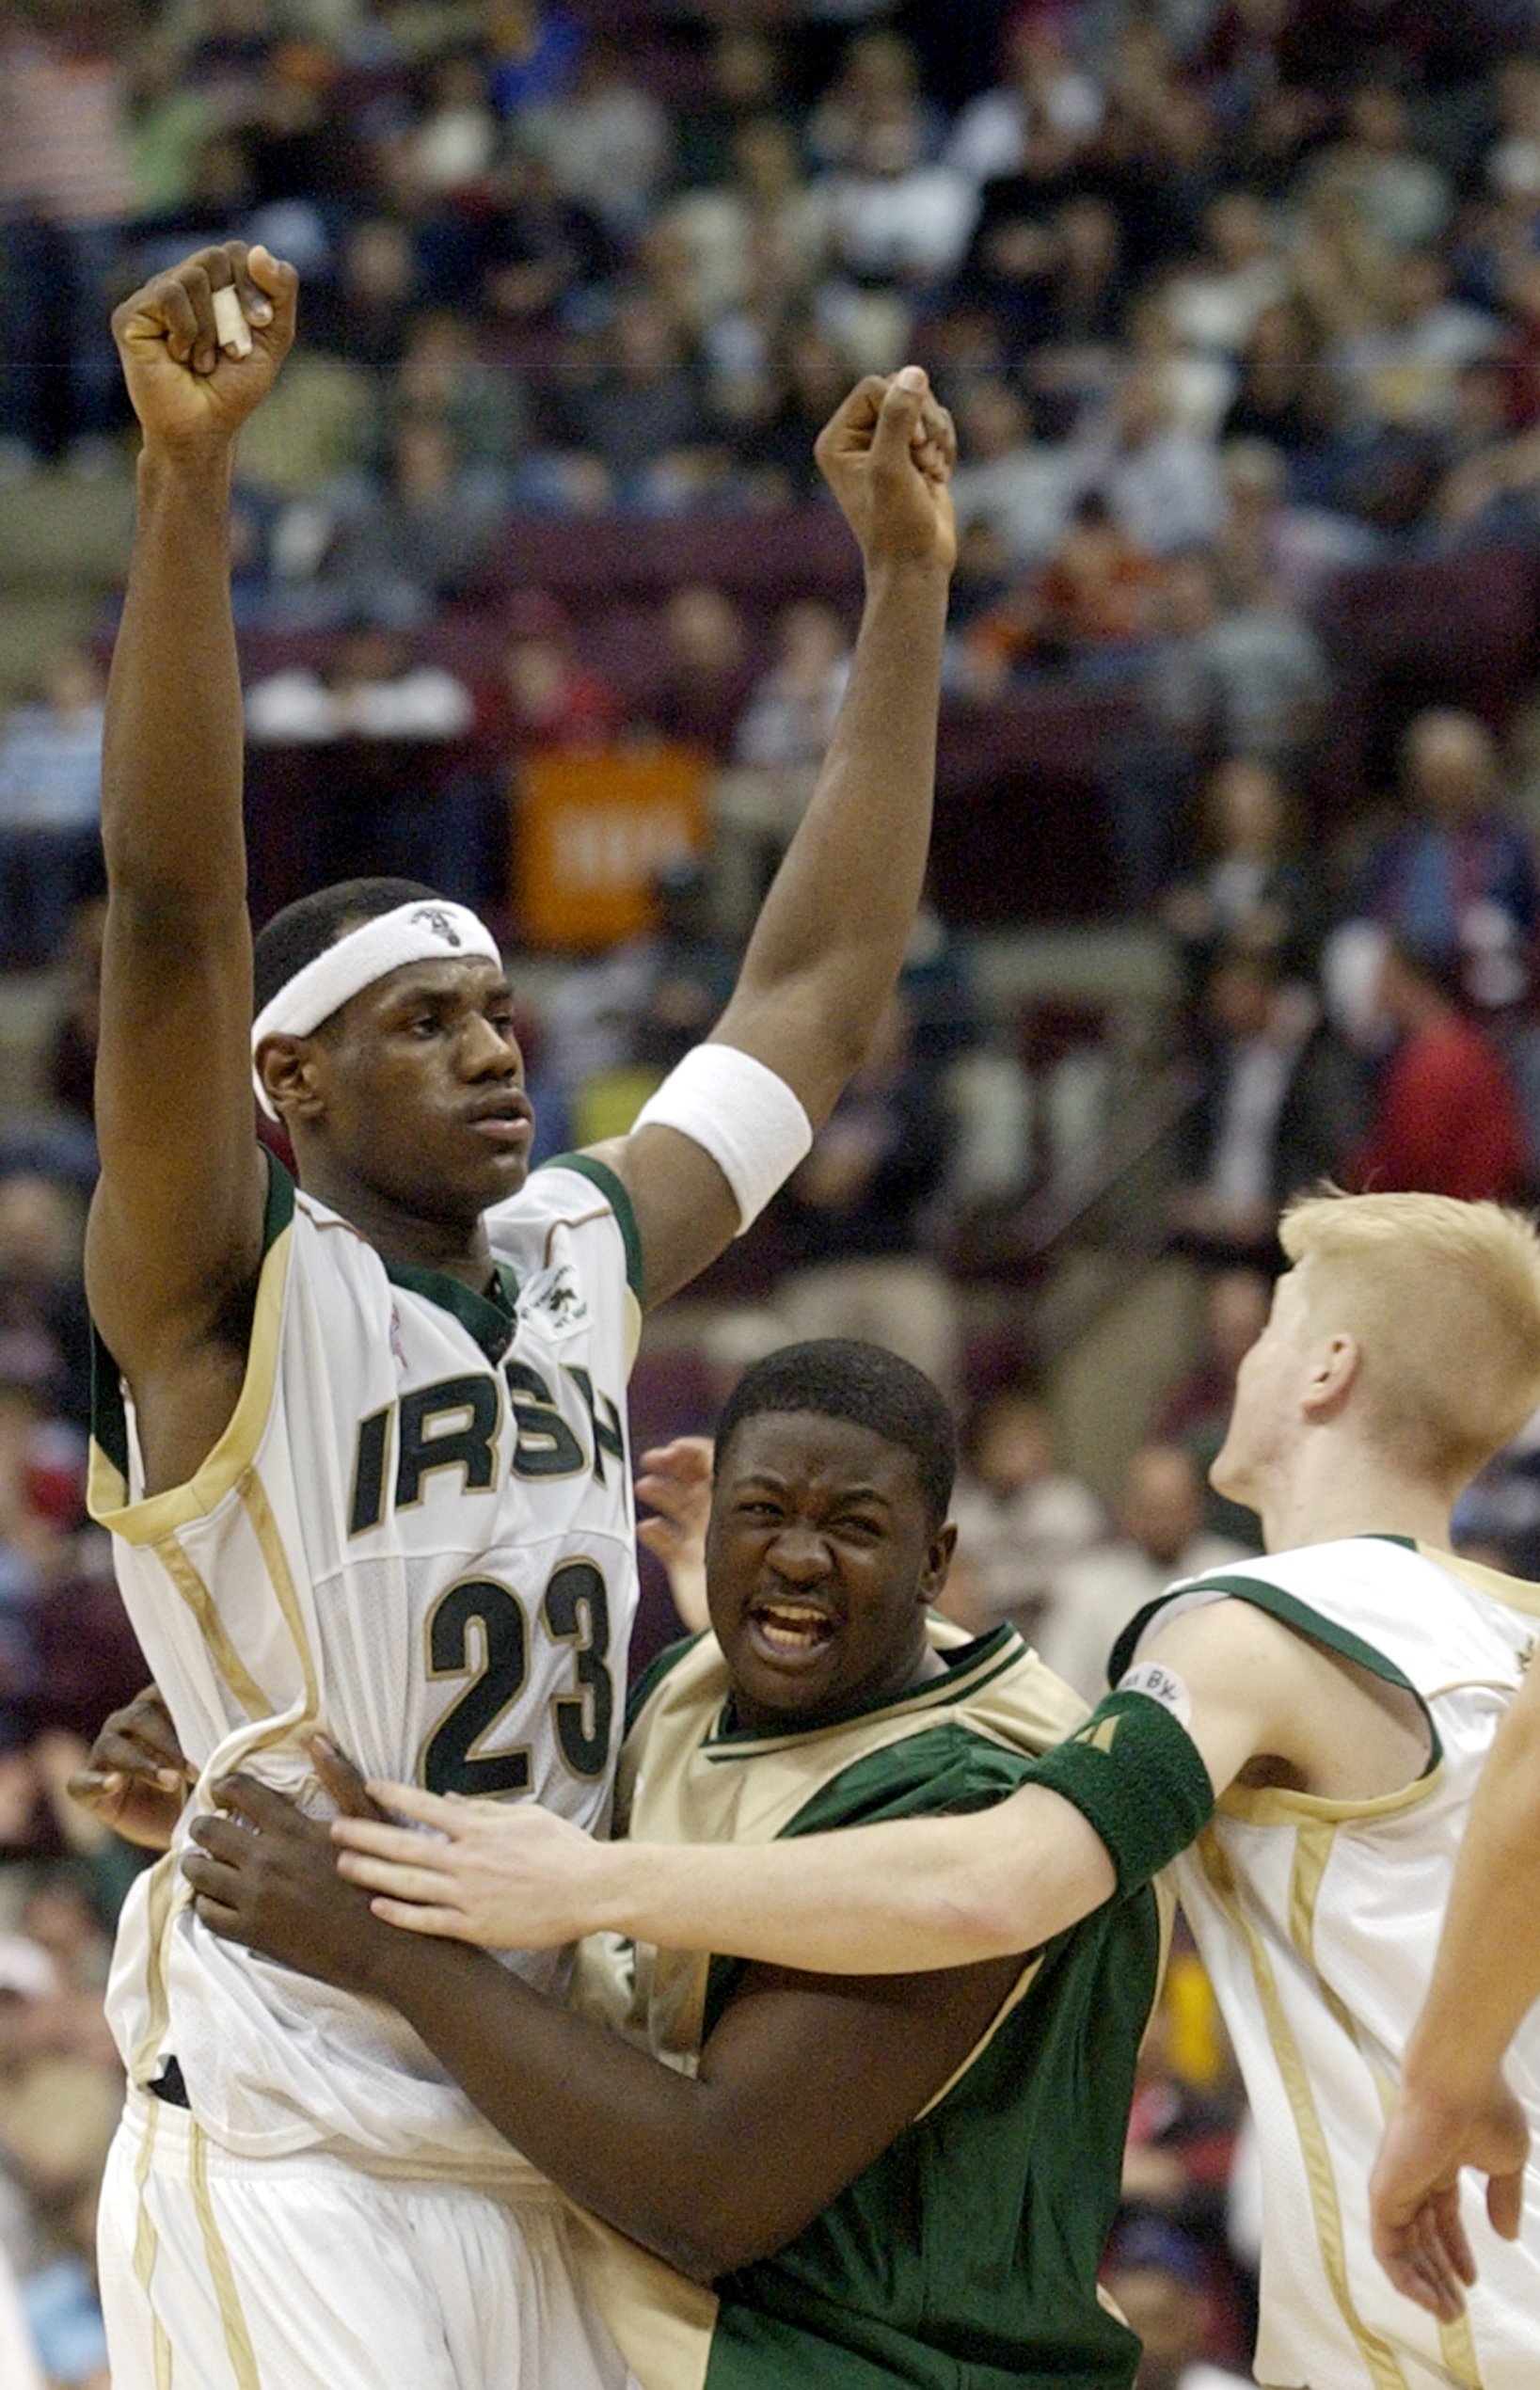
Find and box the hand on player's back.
[1370,2070,1531,2320]
[112,240,297,454]
[815,370,958,580]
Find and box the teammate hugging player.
[337,1192,1540,2390]
[87,1342,1169,2390]
[83,238,955,2390]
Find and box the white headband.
[251,900,503,1118]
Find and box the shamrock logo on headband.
[410,906,464,947]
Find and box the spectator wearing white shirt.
[949,376,1085,567]
[944,17,1103,191]
[1085,362,1227,555]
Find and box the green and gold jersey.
[567,1620,1167,2390]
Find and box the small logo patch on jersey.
[1118,1660,1193,1729]
[1521,1636,1535,1676]
[532,1267,589,1331]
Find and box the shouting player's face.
[300,958,535,1231]
[705,1410,955,1732]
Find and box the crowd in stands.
[11,0,1540,2378]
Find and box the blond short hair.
[1280,1190,1540,1481]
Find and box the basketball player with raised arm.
[336,1192,1540,2390]
[87,238,956,2390]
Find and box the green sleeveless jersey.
[570,1622,1165,2390]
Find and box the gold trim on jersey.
[188,2121,261,2390]
[558,2206,717,2390]
[152,1536,275,1723]
[131,2092,174,2390]
[132,1853,183,2088]
[88,1223,294,1546]
[239,1466,320,1718]
[1198,1830,1413,2390]
[1418,1540,1540,1624]
[1219,1758,1445,1830]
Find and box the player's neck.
[1254,1438,1453,1556]
[300,1160,495,1292]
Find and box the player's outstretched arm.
[1370,1659,1540,2319]
[608,368,958,1309]
[185,1770,1022,2279]
[332,1599,1301,1968]
[87,243,297,1470]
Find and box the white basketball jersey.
[90,1155,643,2169]
[1123,1537,1540,2390]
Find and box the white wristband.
[632,1044,813,1232]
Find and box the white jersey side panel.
[91,1158,642,2167]
[1130,1538,1540,2390]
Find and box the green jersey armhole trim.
[543,1152,645,1304]
[88,1148,297,1544]
[1116,1569,1444,1805]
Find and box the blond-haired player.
[336,1190,1540,2390]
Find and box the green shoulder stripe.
[625,1631,708,1738]
[543,1152,644,1304]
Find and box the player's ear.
[1303,1330,1360,1419]
[258,1033,326,1123]
[918,1521,958,1606]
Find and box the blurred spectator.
[1346,707,1538,1012]
[500,594,620,753]
[1154,1266,1271,1551]
[557,294,722,510]
[944,1380,1104,1642]
[1162,755,1322,992]
[0,1175,90,1435]
[966,491,1164,693]
[0,653,105,974]
[805,29,945,175]
[944,16,1103,191]
[1084,363,1228,557]
[1166,191,1287,373]
[244,624,475,746]
[542,857,738,1135]
[280,413,510,627]
[1038,1443,1248,1702]
[245,623,491,904]
[1218,297,1334,470]
[379,311,528,479]
[644,585,754,756]
[948,375,1084,568]
[0,7,135,473]
[734,317,858,501]
[520,37,672,244]
[1300,79,1453,255]
[1190,547,1328,769]
[733,598,851,773]
[1170,948,1367,1261]
[1331,247,1496,441]
[1347,936,1530,1203]
[486,0,584,120]
[774,989,957,1392]
[818,95,975,365]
